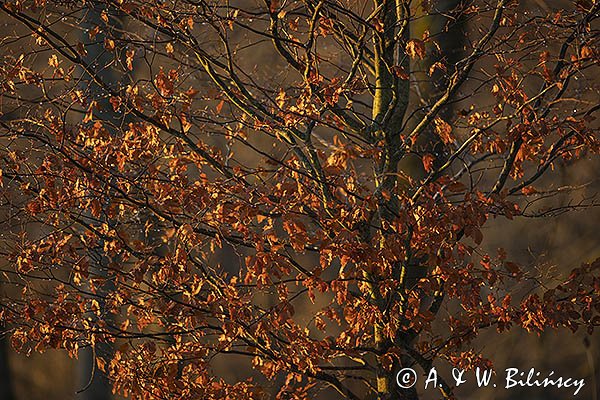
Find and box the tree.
[0,327,15,400]
[0,0,599,399]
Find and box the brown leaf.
[269,0,280,13]
[429,61,447,76]
[76,42,88,57]
[434,117,453,144]
[125,48,135,71]
[104,38,115,51]
[406,39,426,59]
[391,65,409,80]
[422,153,435,172]
[580,45,593,59]
[521,186,537,195]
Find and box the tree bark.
[371,0,467,398]
[0,329,15,400]
[75,4,128,399]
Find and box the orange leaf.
[391,65,409,80]
[104,38,115,51]
[580,45,593,59]
[434,117,453,144]
[429,61,447,76]
[521,186,537,195]
[406,39,426,59]
[215,99,225,115]
[422,153,435,172]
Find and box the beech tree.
[0,0,599,399]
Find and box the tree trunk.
[0,329,15,400]
[75,3,129,399]
[372,0,467,398]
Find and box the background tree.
[0,0,599,399]
[0,328,16,400]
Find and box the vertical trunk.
[398,0,467,185]
[370,0,467,398]
[371,0,411,398]
[76,3,131,399]
[77,346,112,400]
[0,328,15,400]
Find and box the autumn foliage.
[0,0,599,399]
